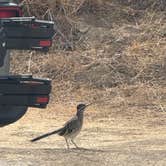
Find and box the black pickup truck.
[0,0,55,126]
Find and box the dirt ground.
[0,102,166,166]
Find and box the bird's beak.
[85,103,93,108]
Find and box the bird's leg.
[71,139,79,149]
[65,138,70,150]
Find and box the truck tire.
[0,106,27,127]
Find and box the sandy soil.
[0,104,166,166]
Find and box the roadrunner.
[31,103,91,149]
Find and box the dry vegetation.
[10,0,165,110]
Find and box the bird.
[30,103,92,149]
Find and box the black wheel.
[0,106,28,127]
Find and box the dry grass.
[10,0,166,109]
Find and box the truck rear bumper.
[0,75,51,108]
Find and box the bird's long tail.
[31,128,63,142]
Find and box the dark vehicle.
[0,0,55,126]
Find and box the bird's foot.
[75,145,80,149]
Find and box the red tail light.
[39,40,52,47]
[36,97,49,104]
[0,7,22,18]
